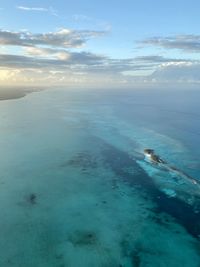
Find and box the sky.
[1,0,200,88]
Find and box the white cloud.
[17,6,59,17]
[17,6,48,11]
[0,69,21,81]
[24,46,70,60]
[151,62,200,83]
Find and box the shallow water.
[0,88,200,267]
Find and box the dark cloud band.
[0,29,105,48]
[140,35,200,53]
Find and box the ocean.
[0,87,200,267]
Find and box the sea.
[0,87,200,267]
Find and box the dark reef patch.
[26,193,37,205]
[68,230,98,247]
[131,249,141,267]
[61,151,99,172]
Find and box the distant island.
[0,87,41,101]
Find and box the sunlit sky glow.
[1,0,200,88]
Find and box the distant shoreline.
[0,87,42,101]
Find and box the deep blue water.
[0,88,200,267]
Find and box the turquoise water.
[0,88,200,267]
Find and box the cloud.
[150,61,200,83]
[0,51,106,70]
[0,69,21,81]
[1,26,200,87]
[25,46,71,60]
[141,35,200,53]
[72,14,92,22]
[2,59,200,88]
[0,52,154,74]
[17,6,48,11]
[17,6,58,16]
[134,55,189,63]
[0,48,195,78]
[2,29,182,76]
[0,28,105,48]
[0,67,122,87]
[0,53,159,87]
